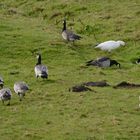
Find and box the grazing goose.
[136,58,140,64]
[95,40,125,52]
[14,81,29,101]
[62,19,82,42]
[86,57,120,68]
[0,76,4,88]
[0,88,12,105]
[35,53,48,79]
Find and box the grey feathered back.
[62,19,82,41]
[86,57,110,67]
[14,81,29,101]
[14,81,29,94]
[0,88,12,105]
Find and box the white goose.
[34,53,48,79]
[95,40,125,52]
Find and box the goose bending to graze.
[35,53,48,79]
[62,19,82,42]
[95,40,125,52]
[86,57,120,68]
[0,88,12,105]
[14,81,29,101]
[136,58,140,64]
[0,76,4,88]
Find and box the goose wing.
[66,30,81,41]
[0,88,11,98]
[97,57,110,62]
[95,41,116,48]
[14,82,29,93]
[86,59,100,66]
[19,83,29,90]
[35,65,48,76]
[86,57,110,67]
[97,57,110,67]
[35,65,47,72]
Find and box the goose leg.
[72,41,75,46]
[2,100,4,105]
[19,93,22,101]
[19,97,22,101]
[7,100,10,106]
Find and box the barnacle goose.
[0,88,12,105]
[35,53,48,79]
[14,81,29,101]
[86,57,120,68]
[62,19,82,42]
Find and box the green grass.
[0,0,140,139]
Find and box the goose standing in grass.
[35,53,48,79]
[86,57,120,68]
[0,88,12,105]
[62,19,82,42]
[14,81,29,101]
[0,76,4,88]
[95,40,125,52]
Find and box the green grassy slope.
[0,0,140,139]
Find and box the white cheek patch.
[62,32,68,40]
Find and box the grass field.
[0,0,140,139]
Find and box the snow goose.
[86,57,120,68]
[62,19,81,42]
[35,53,48,79]
[14,81,29,101]
[95,40,125,52]
[0,88,12,105]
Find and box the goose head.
[36,53,41,65]
[117,40,125,46]
[110,60,121,68]
[62,18,66,31]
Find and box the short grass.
[0,0,140,139]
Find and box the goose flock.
[0,18,135,106]
[0,53,48,105]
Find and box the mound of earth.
[114,81,140,88]
[83,80,110,87]
[69,85,92,92]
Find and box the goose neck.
[36,55,41,65]
[62,20,66,31]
